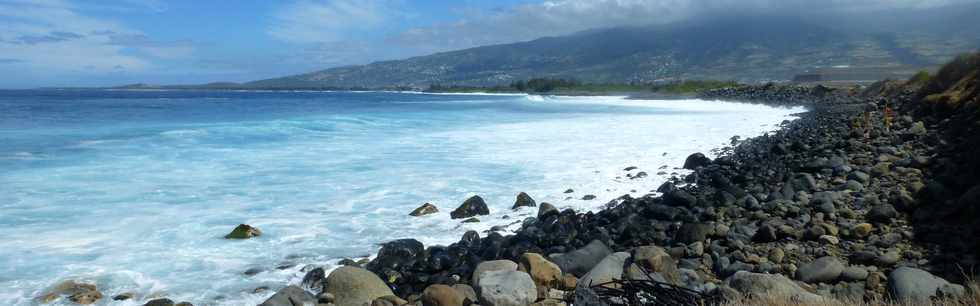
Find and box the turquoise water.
[0,90,801,305]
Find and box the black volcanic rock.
[450,195,490,219]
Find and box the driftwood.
[578,265,720,306]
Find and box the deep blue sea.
[0,90,801,305]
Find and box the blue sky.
[0,0,969,88]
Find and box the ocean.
[0,90,802,305]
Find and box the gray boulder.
[258,285,316,306]
[888,266,965,301]
[725,271,823,302]
[324,266,394,306]
[796,256,844,284]
[548,240,612,277]
[577,252,630,289]
[478,270,537,306]
[472,260,519,287]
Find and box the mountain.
[249,8,980,89]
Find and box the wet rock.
[513,192,537,209]
[410,203,439,216]
[537,202,558,218]
[581,195,597,200]
[368,238,424,272]
[683,153,711,170]
[549,240,613,277]
[422,284,464,306]
[796,256,844,284]
[113,293,135,301]
[68,291,103,305]
[224,224,261,239]
[473,260,519,287]
[324,266,394,306]
[725,271,823,302]
[258,285,315,306]
[142,298,174,306]
[301,267,326,291]
[175,302,194,306]
[451,196,490,219]
[888,267,965,302]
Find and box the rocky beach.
[35,54,980,306]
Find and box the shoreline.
[31,53,980,306]
[255,58,979,306]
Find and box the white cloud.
[0,0,149,75]
[267,0,396,44]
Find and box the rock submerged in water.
[410,202,439,216]
[512,192,537,209]
[450,195,490,219]
[224,224,261,239]
[36,280,103,305]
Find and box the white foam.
[0,95,801,306]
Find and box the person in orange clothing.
[883,102,894,133]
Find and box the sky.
[0,0,974,88]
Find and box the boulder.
[867,204,899,224]
[472,260,519,287]
[367,238,424,272]
[478,270,537,306]
[674,223,712,244]
[451,195,490,219]
[577,252,629,289]
[796,256,844,284]
[683,153,711,170]
[519,253,563,288]
[452,284,478,305]
[143,299,174,306]
[725,271,823,302]
[548,240,613,277]
[537,202,559,218]
[664,190,697,207]
[631,246,678,282]
[301,267,326,291]
[258,285,316,306]
[888,266,965,301]
[324,266,395,306]
[225,224,262,239]
[513,192,537,209]
[68,291,103,305]
[422,284,464,306]
[410,203,439,216]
